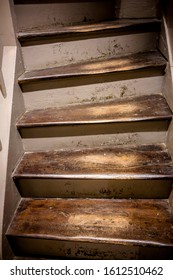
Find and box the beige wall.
[162,0,173,153]
[164,0,173,67]
[0,46,17,259]
[163,0,173,212]
[0,0,15,259]
[0,0,24,259]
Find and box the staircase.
[6,0,173,259]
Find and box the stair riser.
[22,32,157,71]
[15,0,159,32]
[119,0,159,19]
[15,1,115,31]
[8,237,173,260]
[18,120,170,138]
[23,131,167,151]
[23,76,164,110]
[15,178,172,199]
[20,69,165,93]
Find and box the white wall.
[0,0,24,259]
[163,0,173,213]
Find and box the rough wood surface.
[18,19,160,45]
[18,51,166,88]
[17,94,172,128]
[7,198,173,247]
[13,144,173,179]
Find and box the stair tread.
[18,19,160,45]
[18,51,166,85]
[13,144,173,179]
[17,94,172,127]
[7,198,173,247]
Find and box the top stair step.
[18,51,167,92]
[18,19,160,46]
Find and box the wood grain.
[7,198,173,247]
[13,144,173,179]
[17,94,172,127]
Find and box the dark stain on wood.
[7,198,173,248]
[17,94,172,127]
[13,144,173,179]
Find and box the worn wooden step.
[21,30,158,71]
[18,19,160,46]
[13,144,173,198]
[7,198,173,259]
[18,51,167,92]
[17,94,172,138]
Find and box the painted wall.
[163,0,173,212]
[0,0,24,259]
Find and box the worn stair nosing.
[17,117,172,128]
[13,173,173,180]
[8,234,173,248]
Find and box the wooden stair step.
[18,19,160,46]
[18,51,167,92]
[13,143,173,179]
[13,144,173,198]
[17,94,172,138]
[7,198,173,259]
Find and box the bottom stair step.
[7,198,173,259]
